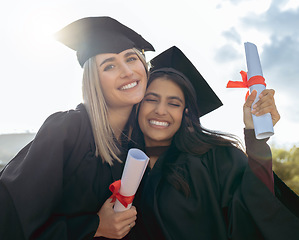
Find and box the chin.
[151,136,170,143]
[130,95,144,104]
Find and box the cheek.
[98,80,110,99]
[138,106,146,129]
[138,103,152,132]
[174,111,184,128]
[136,62,147,81]
[98,69,118,85]
[98,73,110,90]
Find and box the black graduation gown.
[0,104,126,240]
[133,131,299,240]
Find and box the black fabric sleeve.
[241,129,299,239]
[241,166,299,239]
[244,129,274,193]
[213,143,299,239]
[0,110,95,239]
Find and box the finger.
[256,104,280,123]
[253,98,275,116]
[255,104,275,116]
[105,207,137,229]
[254,89,275,109]
[116,214,137,229]
[259,89,275,99]
[101,198,115,210]
[112,218,136,239]
[272,111,281,126]
[117,229,131,239]
[122,219,136,231]
[244,90,257,108]
[253,94,275,115]
[128,221,136,229]
[114,206,137,221]
[109,227,130,239]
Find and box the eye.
[144,98,157,103]
[143,95,159,103]
[169,102,181,107]
[127,56,138,63]
[103,64,115,71]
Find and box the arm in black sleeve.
[244,128,274,194]
[0,109,92,239]
[241,129,299,239]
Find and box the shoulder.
[176,144,248,177]
[40,104,90,134]
[42,104,89,129]
[213,145,248,170]
[35,104,93,148]
[187,145,248,177]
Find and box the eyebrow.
[100,57,115,67]
[99,51,137,67]
[145,92,184,104]
[168,96,184,104]
[124,51,137,58]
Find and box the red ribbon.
[226,71,266,100]
[109,180,135,208]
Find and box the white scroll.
[114,148,149,212]
[244,42,274,139]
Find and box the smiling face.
[96,49,147,110]
[138,77,185,147]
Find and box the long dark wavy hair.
[132,71,243,196]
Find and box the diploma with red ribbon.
[227,42,274,139]
[110,148,149,212]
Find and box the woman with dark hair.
[132,46,299,240]
[0,17,154,239]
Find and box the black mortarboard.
[150,46,222,117]
[55,16,155,67]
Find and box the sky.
[0,0,298,149]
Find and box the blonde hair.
[82,48,148,165]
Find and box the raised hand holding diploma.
[227,42,274,139]
[109,148,149,212]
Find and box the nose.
[120,62,133,78]
[155,102,167,116]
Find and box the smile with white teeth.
[149,120,169,127]
[120,81,138,90]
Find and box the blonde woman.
[0,17,154,240]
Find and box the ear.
[185,108,189,114]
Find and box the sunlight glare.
[17,8,66,60]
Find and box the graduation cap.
[55,16,155,67]
[150,46,222,117]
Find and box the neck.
[146,145,170,169]
[108,106,133,140]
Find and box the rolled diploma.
[245,42,274,139]
[114,148,149,212]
